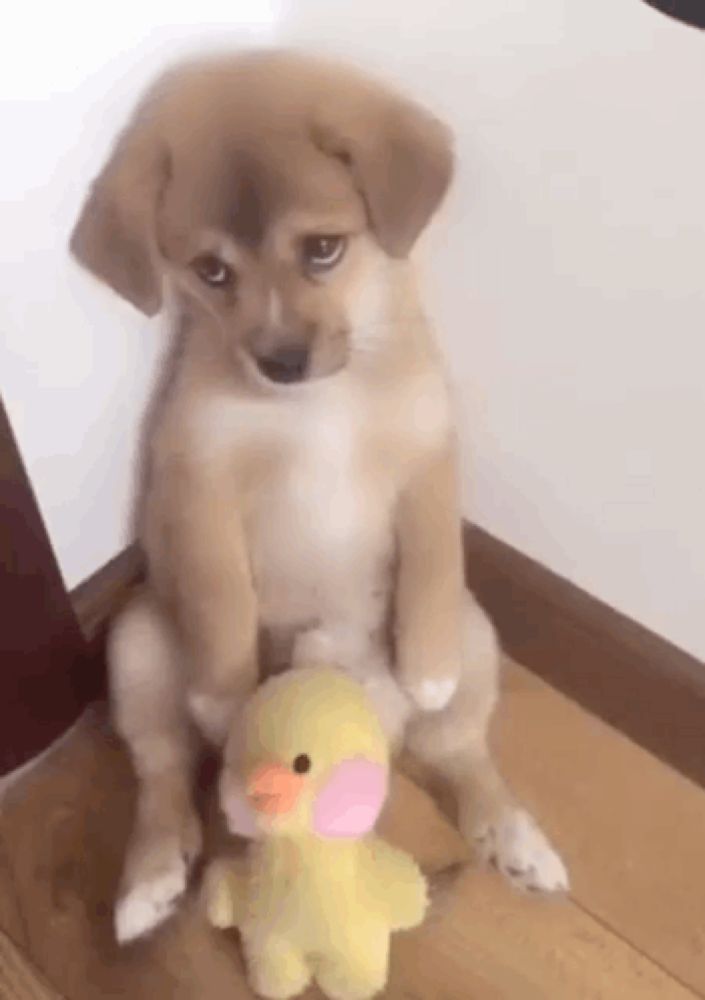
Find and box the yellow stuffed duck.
[204,665,428,1000]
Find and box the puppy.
[70,50,567,943]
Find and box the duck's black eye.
[191,253,235,288]
[292,754,311,774]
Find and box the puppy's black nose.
[256,346,310,384]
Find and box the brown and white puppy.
[71,50,567,943]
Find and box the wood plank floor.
[1,661,704,999]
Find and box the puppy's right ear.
[313,81,454,258]
[70,115,169,316]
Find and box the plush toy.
[204,665,428,1000]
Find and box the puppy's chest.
[271,399,371,526]
[196,374,448,623]
[248,391,392,616]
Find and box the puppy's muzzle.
[255,346,310,384]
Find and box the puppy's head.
[70,51,453,387]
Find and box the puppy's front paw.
[404,675,458,712]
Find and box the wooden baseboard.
[463,522,705,788]
[69,528,705,787]
[71,544,144,644]
[69,544,144,707]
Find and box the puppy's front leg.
[153,472,259,747]
[394,443,465,712]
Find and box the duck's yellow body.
[205,667,428,1000]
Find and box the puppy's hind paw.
[115,863,187,943]
[473,808,569,894]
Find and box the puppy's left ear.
[69,106,169,316]
[315,88,454,257]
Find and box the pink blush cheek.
[312,758,388,839]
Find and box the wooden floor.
[1,661,704,1000]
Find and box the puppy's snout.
[256,346,310,384]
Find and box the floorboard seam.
[572,896,703,998]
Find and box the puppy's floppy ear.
[69,111,169,316]
[314,88,454,257]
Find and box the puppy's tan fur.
[71,50,567,943]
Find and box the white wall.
[2,1,703,660]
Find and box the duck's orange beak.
[247,763,305,816]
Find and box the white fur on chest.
[197,379,390,628]
[193,368,450,629]
[266,391,369,546]
[282,388,362,547]
[259,388,394,628]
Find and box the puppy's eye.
[192,254,234,288]
[301,235,347,274]
[292,754,311,774]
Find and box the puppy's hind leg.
[404,593,568,894]
[109,591,202,943]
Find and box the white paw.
[292,627,338,668]
[361,674,413,751]
[411,677,458,712]
[115,861,187,944]
[187,691,235,747]
[474,808,569,894]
